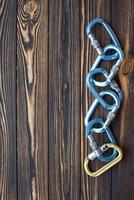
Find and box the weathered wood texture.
[17,0,48,199]
[0,0,17,199]
[0,0,134,199]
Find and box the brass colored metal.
[84,143,123,177]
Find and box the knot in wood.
[122,58,134,75]
[26,0,38,14]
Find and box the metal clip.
[103,44,124,82]
[86,67,122,109]
[84,18,124,176]
[85,90,121,129]
[84,143,123,177]
[86,118,117,162]
[86,18,121,60]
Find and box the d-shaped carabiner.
[84,143,123,177]
[86,18,121,60]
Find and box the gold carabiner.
[84,143,123,177]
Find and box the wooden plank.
[48,0,81,199]
[111,1,134,200]
[17,0,48,199]
[80,0,115,200]
[15,0,134,199]
[0,0,17,199]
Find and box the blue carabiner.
[103,44,124,61]
[110,80,123,102]
[86,118,117,162]
[86,68,122,109]
[90,44,124,71]
[85,90,121,131]
[86,18,121,60]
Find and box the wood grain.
[0,0,17,199]
[81,1,114,200]
[111,1,134,200]
[0,0,134,199]
[81,1,134,200]
[48,0,81,199]
[17,0,48,199]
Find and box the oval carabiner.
[84,143,123,177]
[86,18,121,60]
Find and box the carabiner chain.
[84,18,124,177]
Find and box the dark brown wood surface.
[0,0,17,199]
[0,0,134,199]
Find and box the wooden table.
[0,0,134,199]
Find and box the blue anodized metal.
[85,90,121,131]
[86,118,117,162]
[86,18,121,60]
[84,18,125,163]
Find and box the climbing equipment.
[84,18,124,177]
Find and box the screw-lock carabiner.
[85,90,121,130]
[84,143,123,177]
[86,118,117,162]
[86,68,122,109]
[84,18,124,176]
[86,18,121,60]
[90,44,124,75]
